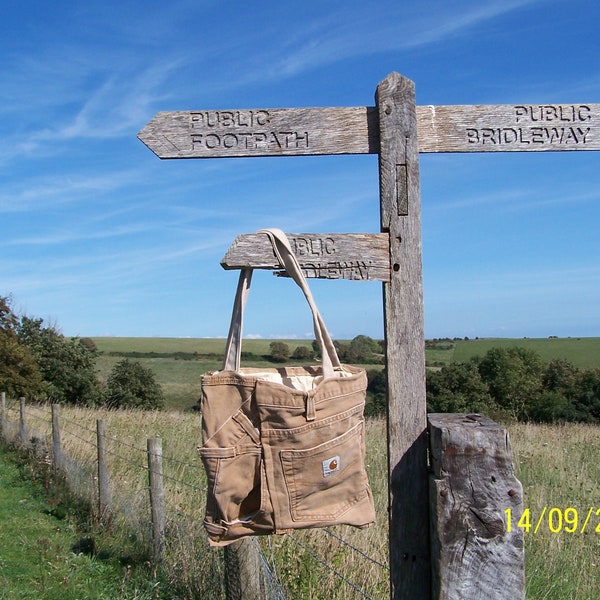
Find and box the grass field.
[3,402,599,599]
[453,337,600,370]
[0,446,161,599]
[92,336,600,411]
[93,337,348,411]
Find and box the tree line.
[4,294,598,421]
[0,296,164,409]
[367,346,600,423]
[268,335,384,364]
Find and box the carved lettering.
[465,104,594,148]
[190,110,271,128]
[466,126,591,146]
[187,110,311,153]
[190,131,309,152]
[299,260,372,280]
[293,237,336,257]
[514,105,591,123]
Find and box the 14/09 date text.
[505,507,600,534]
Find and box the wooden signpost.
[139,72,598,600]
[139,101,599,158]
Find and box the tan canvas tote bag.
[198,229,375,547]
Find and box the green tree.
[527,359,581,422]
[527,390,571,423]
[0,332,43,398]
[269,341,290,363]
[103,359,165,410]
[17,317,100,405]
[335,335,383,364]
[365,368,387,417]
[350,335,381,361]
[0,295,19,334]
[0,296,43,397]
[292,345,312,360]
[564,368,600,423]
[477,347,545,419]
[426,361,493,414]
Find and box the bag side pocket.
[199,408,262,526]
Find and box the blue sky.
[1,0,599,341]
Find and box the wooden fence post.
[224,539,265,600]
[376,72,430,599]
[19,397,26,444]
[428,414,525,599]
[147,436,165,563]
[97,419,110,518]
[51,404,63,471]
[0,392,5,440]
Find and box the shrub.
[269,341,290,363]
[426,361,493,414]
[79,337,98,353]
[103,359,165,410]
[477,347,545,419]
[292,346,312,360]
[365,368,387,417]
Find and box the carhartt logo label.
[322,456,340,477]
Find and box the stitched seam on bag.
[257,386,366,410]
[289,489,369,522]
[280,420,363,458]
[232,411,261,444]
[260,405,364,437]
[199,445,261,458]
[313,386,367,406]
[201,391,256,447]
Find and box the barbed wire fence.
[0,393,389,600]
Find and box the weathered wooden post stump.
[428,413,525,600]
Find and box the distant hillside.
[452,337,600,369]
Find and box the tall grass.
[6,400,600,598]
[510,422,600,599]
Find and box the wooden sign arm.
[221,232,391,282]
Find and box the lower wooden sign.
[221,233,390,281]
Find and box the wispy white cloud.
[231,0,544,85]
[0,170,142,213]
[0,56,182,165]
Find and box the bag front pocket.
[280,420,368,522]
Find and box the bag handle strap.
[222,229,341,377]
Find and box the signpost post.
[139,72,598,600]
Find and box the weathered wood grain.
[417,103,600,152]
[138,103,600,158]
[221,233,390,281]
[377,72,430,600]
[138,106,379,158]
[428,413,525,600]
